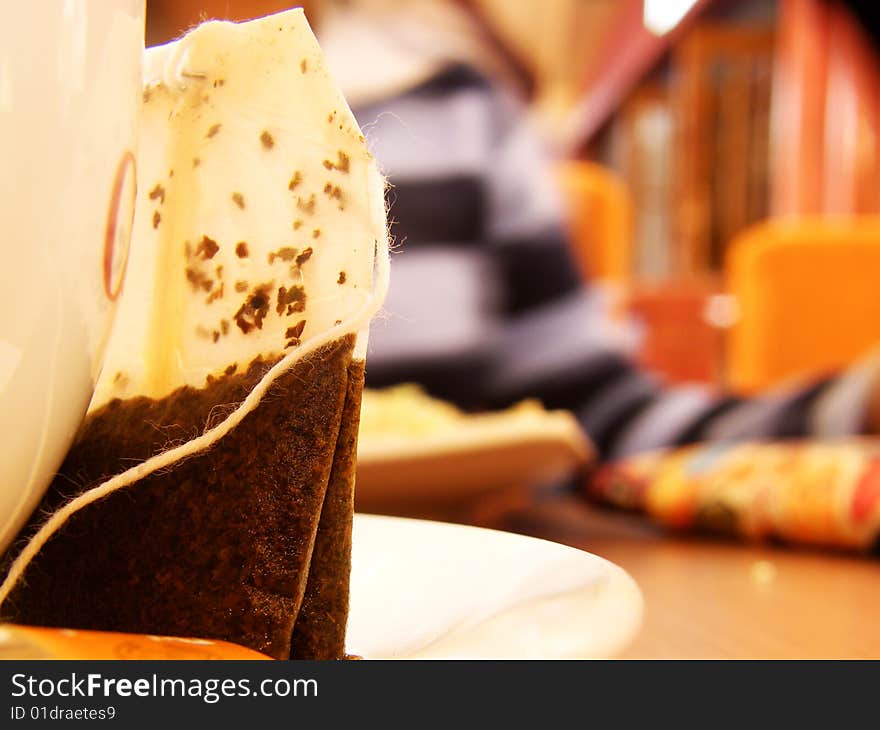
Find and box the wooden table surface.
[377,489,880,659]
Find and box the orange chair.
[726,217,880,394]
[556,160,633,282]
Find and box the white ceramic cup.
[0,2,145,553]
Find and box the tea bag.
[0,9,389,660]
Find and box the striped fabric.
[353,64,876,459]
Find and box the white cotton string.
[0,236,390,607]
[164,38,194,91]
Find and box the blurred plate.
[356,387,593,512]
[347,514,642,659]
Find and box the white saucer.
[346,514,643,659]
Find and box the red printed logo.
[103,150,136,301]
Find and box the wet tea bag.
[0,9,389,660]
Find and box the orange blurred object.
[726,217,880,394]
[627,276,725,385]
[771,0,880,217]
[556,160,633,282]
[557,161,725,385]
[0,623,271,659]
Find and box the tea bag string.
[166,38,200,90]
[0,235,390,607]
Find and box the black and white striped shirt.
[356,64,869,460]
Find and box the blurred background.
[147,0,880,401]
[139,1,880,654]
